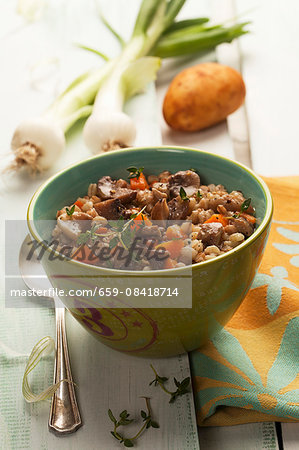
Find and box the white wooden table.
[0,0,298,449]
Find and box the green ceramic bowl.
[27,146,273,357]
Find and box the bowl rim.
[27,145,273,274]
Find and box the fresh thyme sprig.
[66,205,75,216]
[241,197,251,212]
[179,187,189,201]
[107,205,147,250]
[149,365,190,403]
[76,222,102,246]
[108,397,159,447]
[127,166,144,180]
[232,198,252,219]
[75,206,147,251]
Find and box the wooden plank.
[281,424,299,450]
[198,422,279,450]
[235,0,299,176]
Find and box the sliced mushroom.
[151,182,169,197]
[152,187,167,201]
[94,198,125,220]
[168,170,200,198]
[97,176,115,199]
[168,197,190,220]
[151,198,169,222]
[97,175,134,201]
[94,190,136,219]
[57,212,92,241]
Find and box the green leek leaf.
[22,336,73,403]
[163,17,210,34]
[76,43,110,61]
[121,57,161,100]
[133,0,166,36]
[153,22,250,58]
[95,2,126,47]
[163,0,187,30]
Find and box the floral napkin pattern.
[190,176,299,426]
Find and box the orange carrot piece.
[95,227,108,234]
[73,245,98,265]
[204,214,228,227]
[156,239,184,259]
[74,200,84,208]
[164,257,176,269]
[166,226,184,240]
[240,213,256,224]
[130,173,149,190]
[130,212,152,230]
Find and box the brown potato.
[163,62,246,132]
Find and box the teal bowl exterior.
[27,147,273,357]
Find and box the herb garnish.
[127,166,144,180]
[241,198,251,212]
[66,205,75,217]
[149,365,190,403]
[108,397,159,447]
[76,222,101,246]
[75,206,147,252]
[179,187,189,201]
[232,198,252,219]
[196,190,202,199]
[108,206,147,250]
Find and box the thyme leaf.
[66,205,75,216]
[127,166,144,180]
[241,198,251,212]
[149,365,190,403]
[76,223,100,246]
[179,187,188,201]
[108,397,158,447]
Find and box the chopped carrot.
[164,257,176,269]
[166,226,184,240]
[204,214,228,227]
[131,212,152,229]
[156,239,184,259]
[95,227,108,234]
[130,172,149,190]
[240,213,256,224]
[74,200,84,208]
[73,245,98,265]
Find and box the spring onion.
[10,64,112,171]
[9,0,249,171]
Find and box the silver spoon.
[19,235,82,434]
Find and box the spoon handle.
[49,304,82,434]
